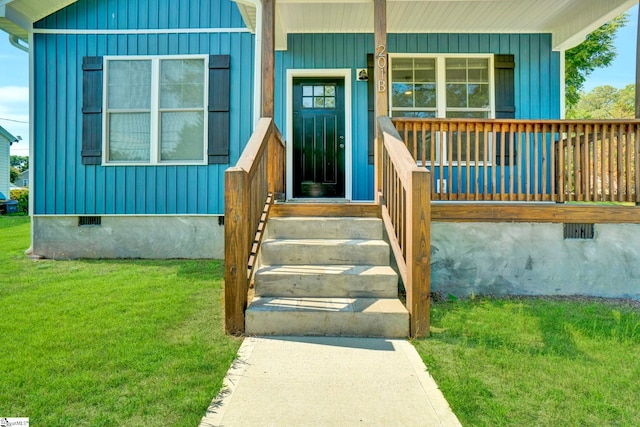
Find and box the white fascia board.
[552,0,636,50]
[0,3,30,40]
[234,0,258,32]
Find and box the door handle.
[339,143,345,149]
[339,135,345,148]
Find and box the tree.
[10,166,20,184]
[567,84,635,119]
[565,14,628,110]
[10,155,28,172]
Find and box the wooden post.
[374,0,388,200]
[262,0,275,118]
[406,168,431,338]
[224,167,250,334]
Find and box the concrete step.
[266,217,383,240]
[260,239,390,266]
[254,265,398,298]
[245,297,409,337]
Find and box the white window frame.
[389,53,496,166]
[102,55,209,166]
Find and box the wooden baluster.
[609,123,615,201]
[467,124,480,200]
[626,124,633,202]
[636,124,640,203]
[567,124,574,202]
[411,122,419,162]
[430,123,437,199]
[592,124,599,201]
[549,123,556,202]
[421,122,427,167]
[483,123,489,199]
[516,123,523,201]
[439,123,445,200]
[617,124,624,202]
[558,123,566,203]
[457,123,463,200]
[448,123,454,200]
[540,123,547,201]
[600,124,606,201]
[532,123,542,201]
[585,124,592,202]
[491,123,498,200]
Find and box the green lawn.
[0,216,241,426]
[415,297,640,426]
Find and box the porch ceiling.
[235,0,636,51]
[0,0,635,50]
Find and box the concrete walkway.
[200,336,461,426]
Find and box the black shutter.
[208,54,231,164]
[494,54,516,165]
[82,56,103,165]
[367,53,375,164]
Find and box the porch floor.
[200,336,461,426]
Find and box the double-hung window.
[390,54,495,164]
[104,56,208,164]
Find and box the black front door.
[293,78,345,198]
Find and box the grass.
[0,216,241,426]
[414,297,640,426]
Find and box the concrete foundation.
[431,222,640,300]
[32,215,224,259]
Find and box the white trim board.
[285,68,353,201]
[32,28,250,35]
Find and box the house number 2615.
[376,44,387,93]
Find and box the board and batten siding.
[32,0,253,215]
[275,33,560,201]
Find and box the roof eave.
[0,3,30,41]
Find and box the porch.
[224,0,640,338]
[224,115,640,339]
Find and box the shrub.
[10,189,29,214]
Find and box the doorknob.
[339,143,345,149]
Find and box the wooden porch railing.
[392,118,640,203]
[224,118,285,334]
[377,117,431,338]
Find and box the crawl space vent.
[78,216,102,226]
[563,223,594,239]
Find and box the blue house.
[0,0,632,259]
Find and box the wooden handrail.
[224,118,286,334]
[377,116,431,338]
[392,118,640,204]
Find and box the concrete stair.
[246,216,409,337]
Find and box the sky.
[0,5,638,157]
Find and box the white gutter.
[234,0,263,127]
[9,34,28,51]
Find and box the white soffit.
[0,0,78,40]
[239,0,637,50]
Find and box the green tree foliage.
[10,155,28,172]
[565,14,629,110]
[10,166,20,184]
[567,84,635,119]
